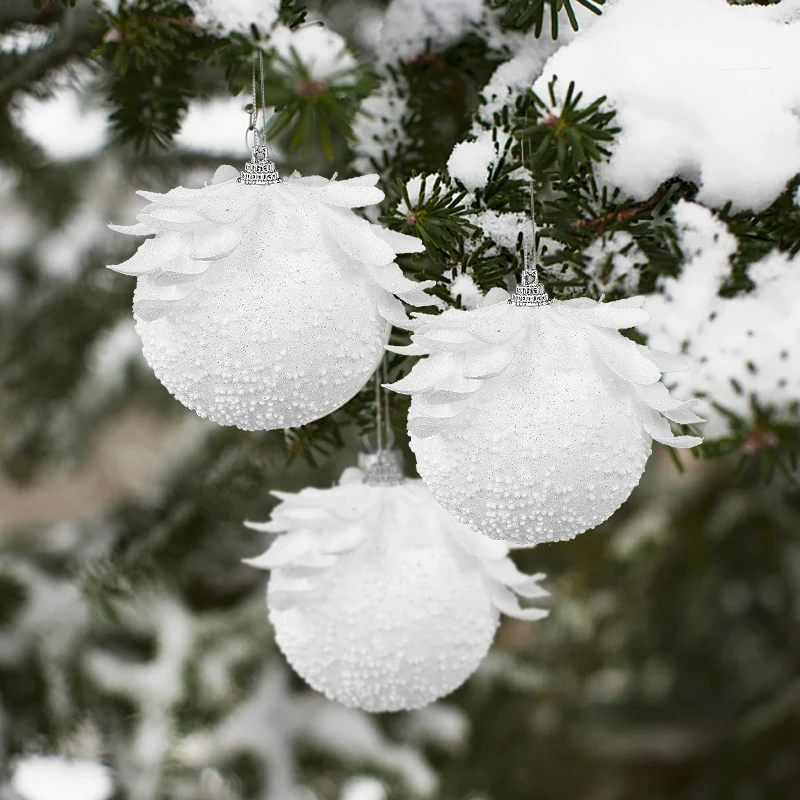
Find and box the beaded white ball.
[244,466,549,712]
[108,165,432,430]
[387,291,704,546]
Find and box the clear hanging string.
[239,49,281,185]
[521,116,538,282]
[360,354,404,485]
[509,107,550,306]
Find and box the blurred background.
[1,1,799,799]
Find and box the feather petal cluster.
[387,292,703,546]
[245,468,549,712]
[109,166,431,430]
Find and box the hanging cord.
[239,49,281,185]
[520,110,538,284]
[373,368,384,453]
[382,356,392,449]
[369,354,394,453]
[259,48,269,158]
[509,107,551,306]
[245,53,259,150]
[245,49,269,154]
[360,354,404,485]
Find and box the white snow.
[187,0,280,34]
[85,598,196,800]
[379,0,487,61]
[0,178,35,262]
[351,82,410,174]
[398,174,442,212]
[16,86,107,161]
[477,37,563,125]
[270,22,358,84]
[398,704,469,751]
[447,132,507,191]
[645,201,800,437]
[341,776,387,800]
[467,208,526,252]
[449,272,485,309]
[37,202,107,279]
[174,95,253,156]
[0,25,51,54]
[534,0,800,211]
[0,560,89,668]
[177,667,441,798]
[12,756,113,800]
[580,230,648,295]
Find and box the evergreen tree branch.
[0,0,102,102]
[571,183,672,232]
[0,0,55,31]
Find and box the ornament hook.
[239,50,281,186]
[361,358,405,486]
[509,112,551,307]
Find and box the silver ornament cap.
[509,268,551,307]
[238,142,281,186]
[359,449,406,486]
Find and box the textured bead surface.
[411,344,651,545]
[389,293,703,546]
[110,170,431,431]
[134,236,387,430]
[245,470,549,712]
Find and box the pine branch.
[514,78,620,182]
[0,0,57,31]
[571,184,672,232]
[0,0,102,102]
[492,0,605,37]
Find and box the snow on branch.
[534,0,800,211]
[646,200,800,437]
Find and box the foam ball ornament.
[386,288,704,547]
[107,152,432,431]
[244,458,549,712]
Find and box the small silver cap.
[359,449,405,486]
[509,270,551,307]
[238,144,281,186]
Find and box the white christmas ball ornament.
[387,291,704,546]
[108,162,432,430]
[244,466,548,712]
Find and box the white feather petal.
[243,533,313,569]
[387,354,454,394]
[641,347,692,373]
[562,303,650,329]
[407,416,449,438]
[189,221,246,261]
[136,187,200,203]
[372,226,427,254]
[642,407,703,448]
[592,328,663,385]
[146,269,205,287]
[107,234,182,276]
[376,292,411,327]
[301,181,384,208]
[461,345,514,380]
[321,207,396,266]
[369,263,427,296]
[197,186,254,224]
[385,342,428,355]
[661,400,705,425]
[108,222,155,236]
[488,582,550,621]
[133,297,179,322]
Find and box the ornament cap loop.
[238,143,282,186]
[359,449,406,486]
[508,273,552,307]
